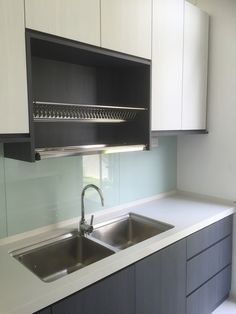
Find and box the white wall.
[178,0,236,297]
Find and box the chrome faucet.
[80,184,104,236]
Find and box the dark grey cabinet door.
[80,265,135,314]
[187,215,232,259]
[161,239,187,314]
[136,239,186,314]
[35,308,51,314]
[135,247,162,314]
[187,235,232,294]
[186,265,231,314]
[52,265,135,314]
[51,292,83,314]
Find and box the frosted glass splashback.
[5,156,83,235]
[0,137,177,238]
[120,137,177,203]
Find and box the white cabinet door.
[0,0,29,134]
[25,0,100,46]
[152,0,184,131]
[101,0,152,59]
[182,2,209,130]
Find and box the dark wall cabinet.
[35,215,233,314]
[4,30,151,162]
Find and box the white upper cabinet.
[182,2,209,130]
[0,0,29,134]
[152,0,184,131]
[151,0,209,131]
[25,0,100,46]
[101,0,152,59]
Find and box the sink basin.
[11,232,114,282]
[91,213,174,250]
[11,213,174,282]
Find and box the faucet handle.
[90,214,94,227]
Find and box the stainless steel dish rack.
[33,101,147,123]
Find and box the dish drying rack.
[33,101,147,123]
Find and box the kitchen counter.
[0,192,234,314]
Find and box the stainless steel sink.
[11,232,115,282]
[11,213,174,282]
[91,213,174,250]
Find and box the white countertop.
[0,192,234,314]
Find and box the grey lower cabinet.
[186,215,233,314]
[135,239,186,314]
[36,308,51,314]
[187,235,232,294]
[187,215,233,259]
[52,265,135,314]
[35,215,233,314]
[187,265,232,314]
[38,264,134,314]
[51,240,186,314]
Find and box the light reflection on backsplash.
[82,154,120,212]
[0,137,176,238]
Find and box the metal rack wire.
[33,101,147,123]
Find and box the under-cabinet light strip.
[35,145,146,159]
[103,145,145,154]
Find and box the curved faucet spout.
[80,184,104,235]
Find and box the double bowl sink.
[11,213,173,282]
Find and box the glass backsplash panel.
[0,137,177,238]
[5,155,83,235]
[120,137,177,203]
[82,154,120,213]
